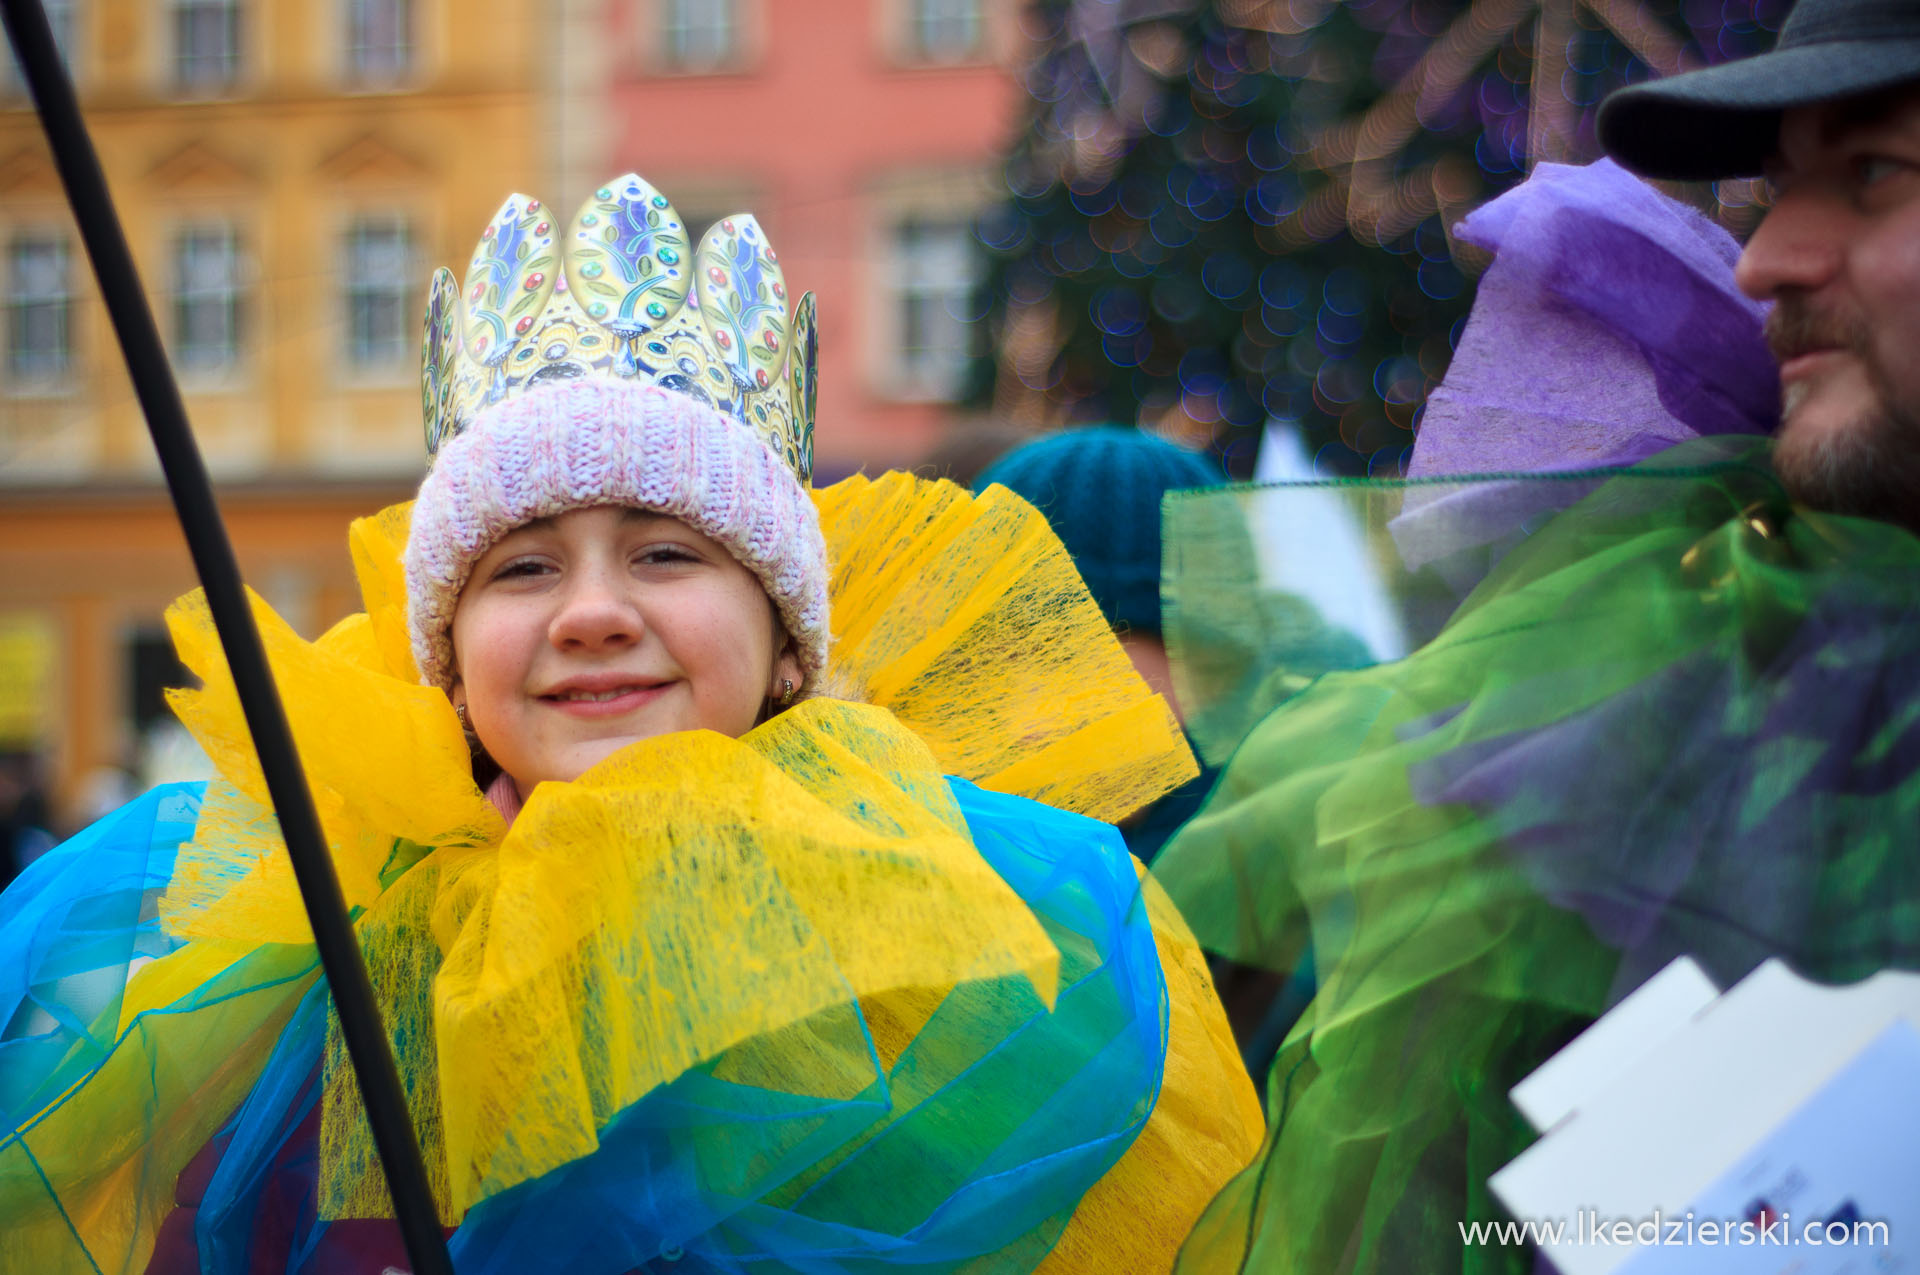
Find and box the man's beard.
[1765,298,1920,533]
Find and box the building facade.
[0,0,1026,831]
[563,0,1027,475]
[0,0,539,826]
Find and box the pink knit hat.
[405,175,830,692]
[404,377,830,691]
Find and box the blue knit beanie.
[974,425,1223,635]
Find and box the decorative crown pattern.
[421,173,818,483]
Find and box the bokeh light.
[970,0,1790,475]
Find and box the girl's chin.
[556,730,670,783]
[502,699,766,786]
[497,732,665,792]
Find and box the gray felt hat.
[1598,0,1920,180]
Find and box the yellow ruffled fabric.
[1036,871,1265,1273]
[57,473,1249,1270]
[317,699,1064,1217]
[160,506,500,946]
[815,473,1197,822]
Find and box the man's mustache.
[1764,298,1871,365]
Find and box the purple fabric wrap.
[1391,160,1781,586]
[1413,158,1777,478]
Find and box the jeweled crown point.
[421,173,817,487]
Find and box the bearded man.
[1601,0,1920,528]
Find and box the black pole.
[0,5,453,1272]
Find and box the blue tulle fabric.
[0,784,200,1139]
[3,778,1167,1275]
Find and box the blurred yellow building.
[0,0,540,827]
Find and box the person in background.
[974,425,1223,862]
[0,752,54,890]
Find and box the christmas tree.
[971,0,1788,476]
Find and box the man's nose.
[548,565,641,650]
[1734,186,1848,302]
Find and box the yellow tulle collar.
[159,471,1195,944]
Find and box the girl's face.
[449,505,802,790]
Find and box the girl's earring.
[779,679,796,706]
[455,700,502,786]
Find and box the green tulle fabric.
[1154,437,1920,1273]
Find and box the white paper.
[1491,960,1920,1275]
[1510,956,1719,1134]
[1619,1019,1919,1274]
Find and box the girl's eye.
[492,557,552,580]
[635,545,699,567]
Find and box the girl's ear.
[767,632,804,700]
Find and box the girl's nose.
[547,565,642,651]
[1734,186,1848,302]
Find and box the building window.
[5,233,73,385]
[891,216,976,401]
[1,0,76,94]
[172,224,243,373]
[662,0,735,71]
[907,0,981,62]
[345,0,411,82]
[342,216,413,368]
[172,0,241,91]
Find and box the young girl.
[0,174,1260,1274]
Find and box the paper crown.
[420,173,817,483]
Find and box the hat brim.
[1599,41,1920,180]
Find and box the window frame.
[4,230,75,393]
[339,214,416,374]
[169,221,246,379]
[658,0,739,73]
[885,213,979,403]
[0,0,77,96]
[170,0,243,95]
[343,0,413,85]
[903,0,984,65]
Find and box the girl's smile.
[537,672,674,717]
[525,662,687,726]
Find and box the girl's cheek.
[460,608,526,698]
